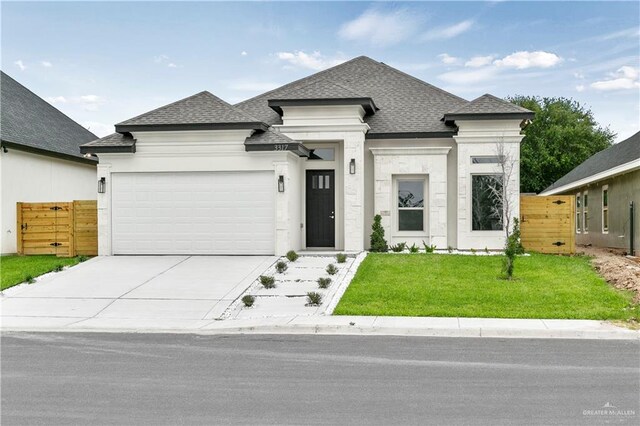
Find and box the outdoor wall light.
[98,177,106,194]
[349,158,356,175]
[1,146,7,153]
[278,175,285,193]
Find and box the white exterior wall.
[0,149,96,254]
[454,120,523,250]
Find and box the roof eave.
[267,98,378,116]
[80,144,136,154]
[540,159,640,195]
[443,112,535,122]
[1,139,98,164]
[244,141,310,157]
[115,122,269,133]
[366,131,457,140]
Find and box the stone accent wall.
[343,132,365,251]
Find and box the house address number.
[274,144,289,151]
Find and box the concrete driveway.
[0,255,276,330]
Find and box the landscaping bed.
[0,255,84,291]
[334,253,639,320]
[578,246,640,303]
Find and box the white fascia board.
[369,147,452,156]
[541,159,640,195]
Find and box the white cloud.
[573,72,585,79]
[598,27,640,41]
[154,54,169,63]
[438,66,500,85]
[46,96,67,104]
[438,53,458,65]
[83,121,112,137]
[276,51,346,71]
[575,85,585,92]
[421,19,474,41]
[167,63,177,68]
[465,55,494,68]
[41,61,52,68]
[494,51,562,69]
[241,51,248,56]
[339,8,421,46]
[46,94,105,111]
[14,60,26,71]
[590,66,640,91]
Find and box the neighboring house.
[81,56,533,256]
[0,71,98,254]
[541,131,640,253]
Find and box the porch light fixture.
[349,158,356,175]
[98,177,106,194]
[278,175,285,193]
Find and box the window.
[472,174,503,231]
[583,191,589,233]
[308,148,335,161]
[397,180,424,231]
[576,193,581,233]
[602,185,609,233]
[471,156,503,164]
[311,174,331,190]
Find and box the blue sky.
[2,1,639,141]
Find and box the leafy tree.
[507,96,615,194]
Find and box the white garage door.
[111,172,275,255]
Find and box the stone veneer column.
[97,163,111,255]
[343,132,365,251]
[273,160,290,255]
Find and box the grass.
[334,253,639,320]
[0,255,83,291]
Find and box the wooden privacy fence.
[520,195,575,254]
[16,200,98,257]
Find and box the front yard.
[334,253,639,320]
[0,255,83,291]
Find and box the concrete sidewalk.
[2,314,638,340]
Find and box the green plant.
[390,242,406,253]
[503,218,524,280]
[286,250,299,262]
[370,214,388,252]
[275,261,288,273]
[422,241,436,253]
[447,246,454,254]
[77,255,89,263]
[470,248,477,255]
[259,275,276,289]
[317,277,332,289]
[485,247,490,254]
[53,264,64,272]
[336,253,347,263]
[25,275,36,284]
[326,264,338,275]
[409,243,419,253]
[241,295,255,307]
[306,292,323,306]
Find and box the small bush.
[275,261,288,273]
[484,247,490,254]
[336,253,347,263]
[286,250,299,262]
[306,292,323,306]
[326,264,338,275]
[259,275,276,289]
[390,242,406,253]
[53,264,64,272]
[77,255,89,263]
[241,295,255,307]
[317,277,332,289]
[422,241,436,253]
[370,214,388,252]
[447,246,454,253]
[470,248,477,255]
[25,275,36,284]
[409,243,419,253]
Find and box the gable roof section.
[1,71,98,162]
[80,132,136,154]
[542,131,640,194]
[443,94,534,122]
[115,91,268,133]
[244,128,309,156]
[235,56,470,137]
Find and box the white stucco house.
[81,56,533,256]
[0,71,98,255]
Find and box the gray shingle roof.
[443,94,534,121]
[244,128,296,145]
[80,132,136,154]
[270,79,366,100]
[235,56,470,135]
[543,131,640,192]
[1,71,98,160]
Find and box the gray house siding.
[568,169,639,251]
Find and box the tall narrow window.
[576,193,581,233]
[397,180,424,231]
[583,191,589,233]
[602,185,609,233]
[471,174,503,231]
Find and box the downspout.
[630,201,635,256]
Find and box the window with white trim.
[471,174,503,231]
[583,191,589,233]
[576,193,581,233]
[602,185,609,233]
[397,179,425,231]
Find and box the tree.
[370,214,388,252]
[507,96,615,194]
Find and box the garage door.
[111,172,275,255]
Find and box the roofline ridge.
[116,91,214,126]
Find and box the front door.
[306,170,335,247]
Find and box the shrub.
[422,241,436,253]
[470,248,477,255]
[336,253,347,263]
[286,250,299,262]
[306,292,323,306]
[503,218,524,280]
[370,214,388,252]
[77,255,89,263]
[53,264,64,272]
[409,243,419,253]
[275,261,288,273]
[326,264,338,275]
[241,295,255,307]
[317,277,332,289]
[447,246,454,253]
[259,275,276,289]
[485,247,490,254]
[390,242,406,253]
[25,275,36,284]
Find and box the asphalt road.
[1,333,638,425]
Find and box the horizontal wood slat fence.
[520,195,575,254]
[16,200,98,257]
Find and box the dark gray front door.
[306,170,335,247]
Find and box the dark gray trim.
[366,131,456,140]
[80,144,136,154]
[244,142,310,157]
[268,98,377,115]
[443,112,534,122]
[115,122,269,133]
[1,140,98,165]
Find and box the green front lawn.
[334,253,639,320]
[0,255,83,291]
